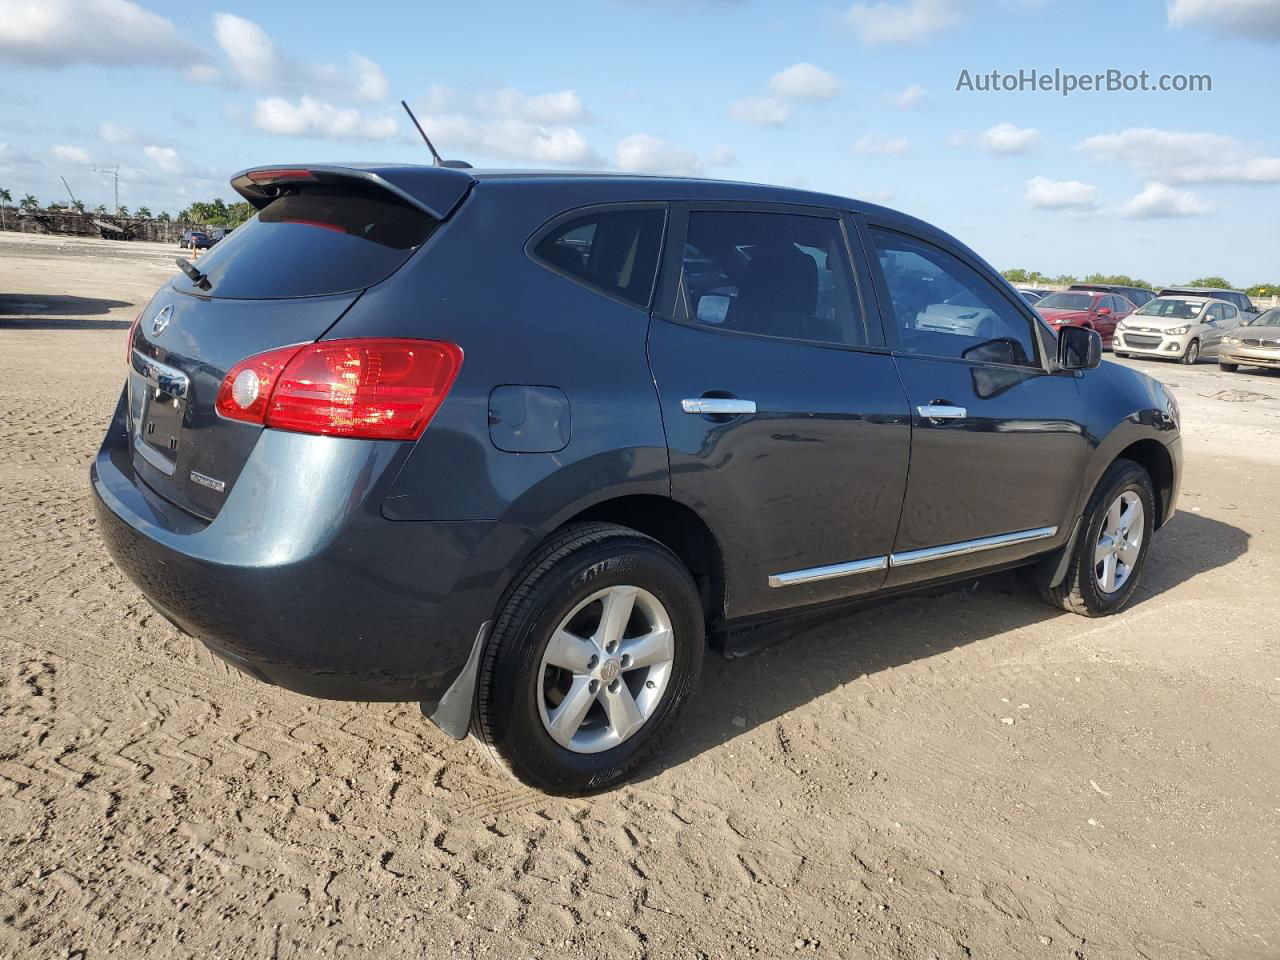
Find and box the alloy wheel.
[1094,491,1144,594]
[537,585,675,754]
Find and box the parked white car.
[1113,296,1242,364]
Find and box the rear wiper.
[175,257,212,291]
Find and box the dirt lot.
[2,232,1278,960]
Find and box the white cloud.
[707,145,737,167]
[408,85,602,166]
[980,122,1041,154]
[213,12,278,86]
[474,89,590,124]
[729,95,791,126]
[1024,176,1098,211]
[143,145,181,174]
[99,122,135,144]
[1079,127,1280,183]
[252,97,399,140]
[211,12,389,101]
[889,83,926,108]
[352,54,389,102]
[1122,181,1211,219]
[769,63,840,100]
[853,133,909,156]
[844,0,964,45]
[51,144,91,165]
[1168,0,1280,41]
[615,134,701,177]
[0,0,205,69]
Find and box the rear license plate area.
[128,370,186,475]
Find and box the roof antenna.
[401,100,472,169]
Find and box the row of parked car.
[179,227,232,250]
[1016,282,1280,372]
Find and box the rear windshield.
[1037,292,1094,310]
[174,185,438,299]
[1247,309,1280,327]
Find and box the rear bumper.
[91,396,532,703]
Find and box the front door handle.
[681,397,756,415]
[917,403,966,420]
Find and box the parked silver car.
[1113,296,1241,364]
[1219,308,1280,372]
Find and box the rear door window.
[173,185,440,300]
[677,210,871,347]
[532,207,666,308]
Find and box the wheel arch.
[559,495,726,630]
[1114,439,1175,530]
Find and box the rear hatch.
[126,165,472,520]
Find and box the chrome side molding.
[767,555,888,588]
[767,526,1059,588]
[889,526,1058,567]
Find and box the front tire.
[1042,459,1155,617]
[1181,339,1200,365]
[1219,361,1239,372]
[472,522,704,794]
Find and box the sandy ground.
[1,231,1278,960]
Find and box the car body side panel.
[339,182,671,529]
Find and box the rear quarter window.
[173,185,439,300]
[531,207,666,308]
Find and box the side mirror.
[1058,325,1102,371]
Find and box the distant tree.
[116,205,129,217]
[178,198,256,227]
[1002,268,1032,283]
[19,194,38,211]
[72,200,86,213]
[94,204,107,215]
[1083,272,1153,289]
[1188,275,1232,289]
[136,206,152,219]
[1052,274,1078,286]
[0,187,10,230]
[156,211,171,222]
[1246,283,1279,298]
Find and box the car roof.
[1159,285,1246,295]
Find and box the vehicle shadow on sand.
[644,510,1248,775]
[0,293,133,328]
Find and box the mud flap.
[423,621,491,740]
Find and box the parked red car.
[1034,291,1135,347]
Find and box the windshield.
[1246,308,1280,327]
[1136,298,1202,319]
[1037,292,1094,310]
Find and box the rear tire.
[1181,339,1200,365]
[1041,459,1155,617]
[1219,362,1239,372]
[472,522,704,795]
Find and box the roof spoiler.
[230,164,476,221]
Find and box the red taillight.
[215,339,463,441]
[215,344,305,425]
[126,313,141,364]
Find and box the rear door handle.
[681,398,756,415]
[917,403,966,420]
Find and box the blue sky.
[1,0,1278,284]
